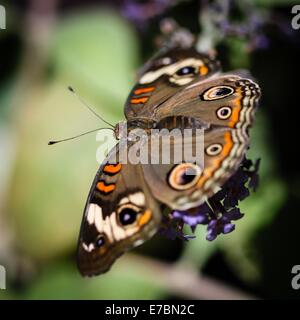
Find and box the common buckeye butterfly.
[77,47,261,276]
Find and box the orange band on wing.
[97,181,116,194]
[229,88,242,128]
[197,131,233,188]
[199,65,209,76]
[130,97,148,104]
[138,209,152,226]
[134,87,155,95]
[103,163,122,175]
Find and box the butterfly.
[77,47,261,276]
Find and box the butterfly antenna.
[68,86,114,128]
[48,127,114,145]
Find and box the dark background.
[0,0,299,299]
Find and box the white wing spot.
[82,242,95,252]
[128,192,145,207]
[139,58,204,84]
[86,204,113,242]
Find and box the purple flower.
[206,207,243,241]
[159,224,180,240]
[213,158,260,210]
[207,0,271,51]
[164,157,259,242]
[225,207,244,221]
[120,0,174,29]
[159,215,195,241]
[206,219,235,241]
[172,203,210,228]
[223,172,250,209]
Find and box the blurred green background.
[0,0,299,299]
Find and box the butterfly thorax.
[114,115,210,141]
[114,119,156,140]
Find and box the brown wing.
[153,75,261,130]
[142,125,251,211]
[141,75,260,210]
[124,47,220,120]
[77,143,161,276]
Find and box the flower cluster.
[205,0,270,51]
[120,0,175,29]
[113,0,299,50]
[160,157,260,242]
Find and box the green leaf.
[226,38,250,70]
[26,259,166,300]
[8,82,116,260]
[180,111,287,277]
[218,111,288,282]
[8,10,138,260]
[220,177,287,281]
[254,0,299,7]
[51,10,139,120]
[179,225,218,268]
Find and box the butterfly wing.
[153,74,261,131]
[77,46,261,276]
[142,126,249,210]
[141,75,261,211]
[77,143,161,276]
[124,47,220,120]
